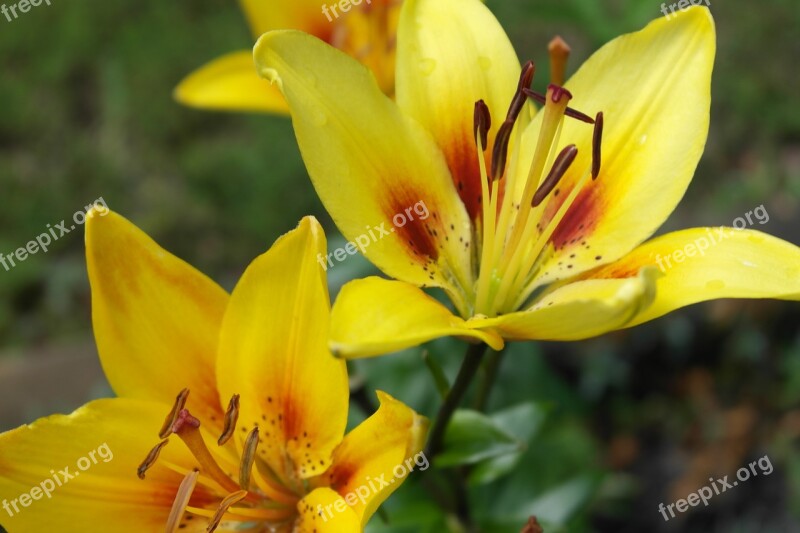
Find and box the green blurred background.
[0,0,798,531]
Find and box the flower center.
[138,389,300,532]
[471,41,604,317]
[330,0,402,95]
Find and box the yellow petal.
[330,277,504,358]
[295,487,361,532]
[0,399,209,533]
[316,391,429,526]
[85,209,227,427]
[584,227,800,327]
[174,51,289,114]
[514,7,716,285]
[216,217,349,483]
[253,30,476,315]
[469,268,659,341]
[238,0,334,40]
[396,0,525,219]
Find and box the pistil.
[495,84,572,279]
[548,36,571,86]
[170,409,246,498]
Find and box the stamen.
[508,60,536,120]
[475,100,497,313]
[592,112,604,180]
[548,36,571,86]
[137,439,169,479]
[239,427,259,491]
[218,394,240,446]
[490,122,514,181]
[522,89,594,124]
[473,100,491,151]
[491,61,536,181]
[165,469,199,533]
[186,503,295,522]
[206,490,248,533]
[159,388,190,439]
[532,145,578,207]
[511,166,593,310]
[518,60,536,92]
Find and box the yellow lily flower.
[253,0,800,359]
[175,0,402,113]
[0,211,427,532]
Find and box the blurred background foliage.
[0,0,798,531]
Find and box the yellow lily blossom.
[0,211,427,532]
[253,1,800,359]
[175,0,402,113]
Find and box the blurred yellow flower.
[0,211,427,532]
[175,0,402,114]
[253,0,800,358]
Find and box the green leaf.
[435,410,521,468]
[523,475,601,525]
[469,402,549,485]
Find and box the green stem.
[422,343,487,532]
[474,348,505,412]
[425,342,488,459]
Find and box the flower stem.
[426,342,488,458]
[474,348,505,412]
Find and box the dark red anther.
[491,121,514,182]
[517,61,535,93]
[592,112,604,180]
[532,144,578,207]
[473,100,491,150]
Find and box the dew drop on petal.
[303,69,318,88]
[419,58,437,76]
[312,109,328,126]
[478,56,492,71]
[706,279,725,291]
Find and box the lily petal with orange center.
[175,0,403,113]
[254,1,800,358]
[0,212,427,531]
